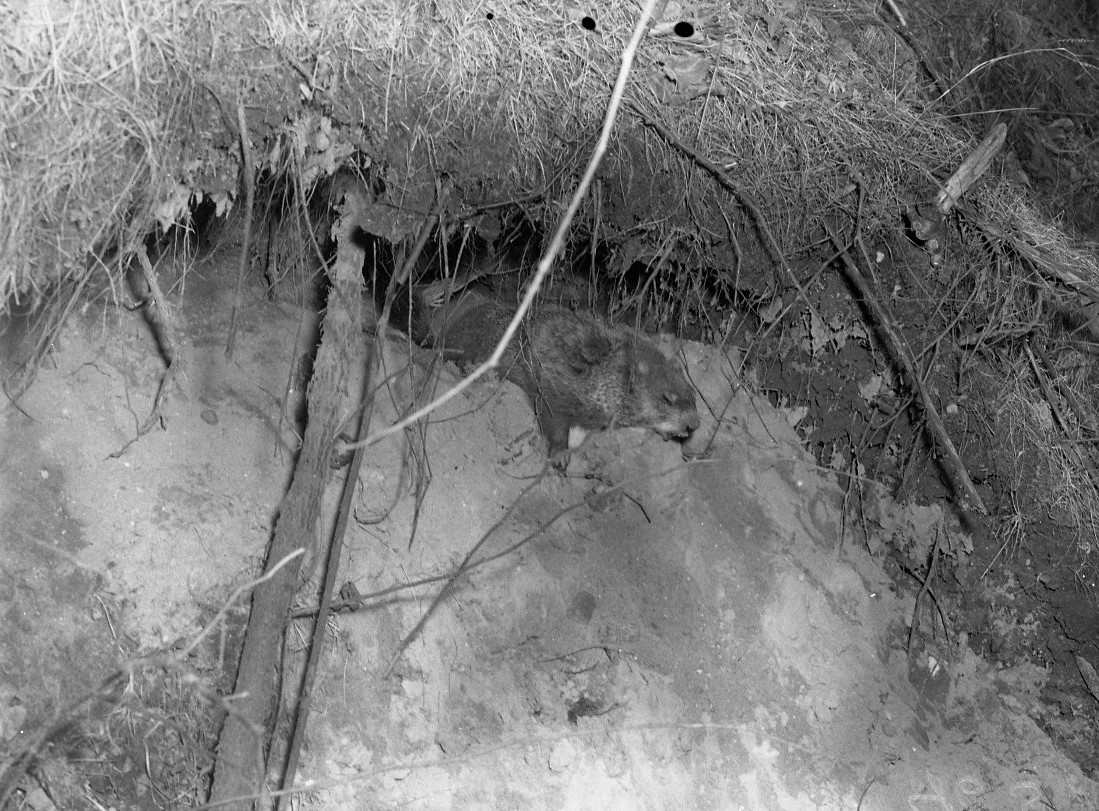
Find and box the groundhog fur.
[409,288,700,464]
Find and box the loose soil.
[1,253,1096,809]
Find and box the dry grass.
[2,0,981,315]
[0,660,222,809]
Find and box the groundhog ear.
[573,333,612,368]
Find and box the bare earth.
[1,265,1095,809]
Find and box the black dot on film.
[581,16,596,31]
[674,21,694,38]
[486,11,494,20]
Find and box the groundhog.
[408,284,700,466]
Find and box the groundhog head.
[624,341,700,440]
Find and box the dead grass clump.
[974,379,1099,577]
[4,0,983,326]
[0,662,221,809]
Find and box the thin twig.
[344,0,661,453]
[877,3,950,99]
[382,465,552,676]
[225,94,256,359]
[823,220,987,515]
[0,548,304,807]
[108,246,180,458]
[628,103,828,339]
[906,525,949,655]
[379,455,699,675]
[1025,341,1099,498]
[179,549,306,659]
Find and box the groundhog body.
[413,288,700,461]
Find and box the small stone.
[548,739,576,772]
[568,591,597,623]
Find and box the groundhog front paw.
[549,448,571,473]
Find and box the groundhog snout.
[653,410,700,440]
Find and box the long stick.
[824,221,987,515]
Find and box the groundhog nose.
[676,412,699,436]
[656,414,699,440]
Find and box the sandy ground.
[1,264,1097,809]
